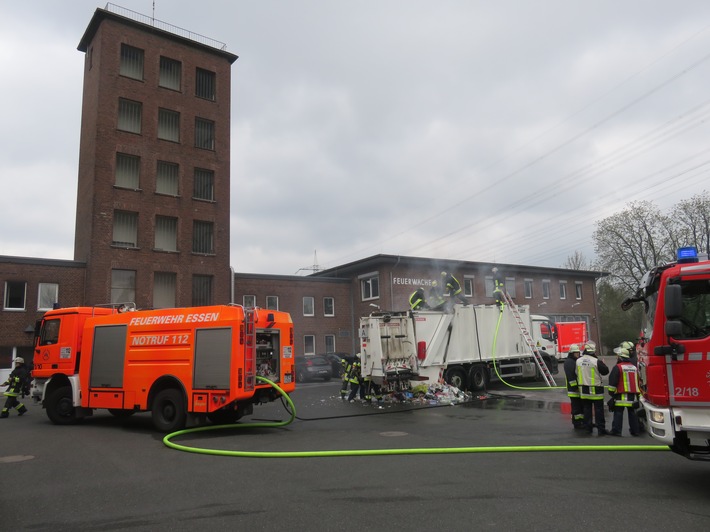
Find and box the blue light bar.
[677,246,699,263]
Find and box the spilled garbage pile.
[341,383,472,406]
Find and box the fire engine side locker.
[88,324,127,409]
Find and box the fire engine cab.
[622,246,710,460]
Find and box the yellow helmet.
[613,347,630,359]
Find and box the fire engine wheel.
[152,389,187,432]
[45,385,78,425]
[444,367,467,391]
[468,364,489,391]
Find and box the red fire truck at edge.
[622,246,710,460]
[31,304,295,432]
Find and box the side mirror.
[665,284,682,320]
[665,320,683,337]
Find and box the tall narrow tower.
[75,6,237,308]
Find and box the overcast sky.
[2,1,710,275]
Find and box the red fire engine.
[622,247,710,460]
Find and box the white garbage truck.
[359,303,558,392]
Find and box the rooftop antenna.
[295,250,321,275]
[152,1,155,25]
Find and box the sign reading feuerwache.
[392,277,433,287]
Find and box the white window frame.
[559,281,568,300]
[303,335,315,356]
[243,295,256,308]
[464,276,474,298]
[4,281,27,310]
[575,282,583,300]
[359,272,379,301]
[324,297,334,317]
[524,279,533,299]
[266,296,279,310]
[325,334,336,353]
[38,283,59,311]
[542,279,551,300]
[303,296,315,317]
[505,277,516,298]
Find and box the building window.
[484,277,494,297]
[193,168,214,201]
[153,272,176,309]
[464,276,474,298]
[542,279,551,299]
[113,210,138,248]
[505,277,516,298]
[559,281,567,300]
[196,68,216,100]
[266,296,279,310]
[524,279,533,299]
[575,282,583,300]
[156,161,179,196]
[325,334,335,353]
[303,296,315,316]
[111,269,135,304]
[324,297,334,317]
[243,295,256,308]
[4,281,26,310]
[117,98,142,134]
[304,335,315,356]
[360,274,379,301]
[158,108,180,142]
[38,283,59,311]
[192,275,212,306]
[115,153,140,189]
[155,216,178,252]
[195,118,215,150]
[119,43,143,80]
[192,221,214,254]
[159,56,181,90]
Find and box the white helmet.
[14,357,24,364]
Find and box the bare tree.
[562,250,592,270]
[670,191,710,256]
[593,200,675,292]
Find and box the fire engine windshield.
[674,279,710,339]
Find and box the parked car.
[321,353,353,377]
[295,355,333,383]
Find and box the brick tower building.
[74,6,237,308]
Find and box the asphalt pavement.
[2,367,710,531]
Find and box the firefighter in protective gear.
[563,344,584,429]
[1,357,30,418]
[409,287,429,311]
[607,347,641,436]
[363,375,383,403]
[620,340,637,365]
[427,281,446,311]
[347,356,365,402]
[576,343,609,435]
[492,267,505,311]
[340,356,354,400]
[440,271,469,305]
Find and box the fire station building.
[0,5,604,375]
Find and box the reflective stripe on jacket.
[576,355,608,400]
[608,362,640,407]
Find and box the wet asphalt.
[2,360,710,531]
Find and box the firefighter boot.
[18,405,27,416]
[0,410,8,418]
